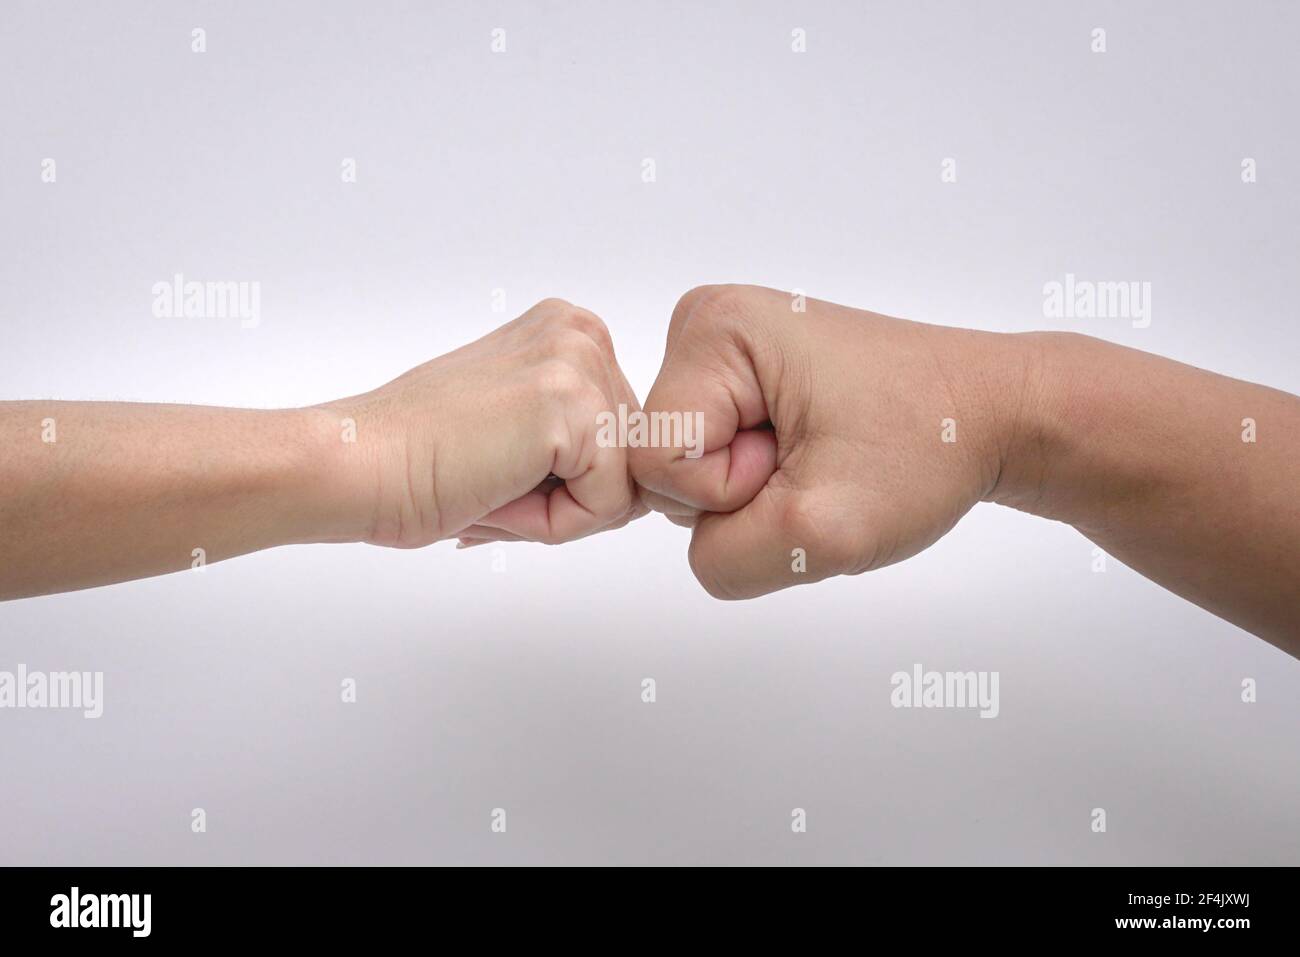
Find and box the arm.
[992,331,1300,650]
[0,299,642,601]
[0,402,363,599]
[626,285,1300,657]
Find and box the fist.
[630,285,1032,598]
[330,298,646,548]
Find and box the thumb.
[685,482,849,599]
[630,286,777,513]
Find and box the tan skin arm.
[624,286,1299,658]
[994,331,1300,654]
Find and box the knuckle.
[542,323,610,370]
[628,446,687,509]
[671,284,751,337]
[533,359,607,450]
[539,302,614,353]
[534,357,589,404]
[776,493,859,573]
[627,445,664,485]
[534,296,575,316]
[686,537,737,600]
[567,308,614,350]
[589,478,635,525]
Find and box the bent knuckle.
[567,308,614,350]
[671,284,752,338]
[777,493,859,573]
[627,445,668,489]
[534,357,590,404]
[537,302,614,353]
[540,325,610,375]
[533,296,575,316]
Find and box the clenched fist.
[629,284,1030,599]
[0,299,646,600]
[3,283,1297,653]
[629,284,1300,654]
[329,298,646,548]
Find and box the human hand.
[325,299,646,549]
[629,284,1033,599]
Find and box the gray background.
[1,0,1297,865]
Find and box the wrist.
[285,403,382,545]
[310,390,446,549]
[983,331,1088,522]
[924,325,1055,511]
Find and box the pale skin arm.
[0,299,643,601]
[0,402,367,599]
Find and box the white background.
[1,0,1297,864]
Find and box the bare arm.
[0,299,643,601]
[992,332,1300,653]
[0,401,366,599]
[626,285,1300,658]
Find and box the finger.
[469,498,644,545]
[477,442,634,544]
[550,439,635,541]
[483,498,647,541]
[685,488,789,599]
[637,486,700,519]
[684,486,846,599]
[458,525,528,542]
[630,300,776,513]
[637,426,777,515]
[579,501,648,538]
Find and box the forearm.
[0,402,371,600]
[990,332,1300,653]
[0,302,644,600]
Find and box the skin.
[0,298,644,600]
[1,286,1296,657]
[625,285,1300,658]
